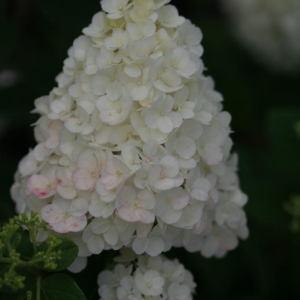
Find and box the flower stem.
[29,228,37,254]
[36,276,41,300]
[0,256,44,267]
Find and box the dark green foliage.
[40,274,87,300]
[0,214,84,300]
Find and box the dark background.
[1,0,300,299]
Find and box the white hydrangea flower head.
[97,250,196,300]
[11,0,249,265]
[222,0,300,72]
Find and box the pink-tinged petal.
[101,174,119,190]
[56,167,73,187]
[65,216,87,232]
[72,168,96,191]
[202,144,223,166]
[102,158,131,190]
[138,189,156,210]
[44,121,63,150]
[30,188,51,198]
[171,188,190,210]
[117,207,139,223]
[51,220,69,233]
[41,204,63,224]
[27,175,52,198]
[28,175,49,190]
[44,136,58,150]
[135,209,155,224]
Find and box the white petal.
[67,257,88,273]
[160,156,179,177]
[69,198,89,216]
[176,136,196,159]
[146,237,164,256]
[41,204,63,224]
[132,237,147,255]
[157,116,173,133]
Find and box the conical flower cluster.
[98,251,196,300]
[11,0,248,264]
[222,0,300,72]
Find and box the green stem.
[26,257,44,267]
[4,240,12,253]
[0,257,12,264]
[36,276,41,300]
[29,229,37,254]
[0,256,44,267]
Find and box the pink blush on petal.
[31,188,50,198]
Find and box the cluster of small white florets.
[11,0,248,267]
[222,0,300,72]
[98,251,196,300]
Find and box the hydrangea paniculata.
[11,0,249,269]
[97,250,196,300]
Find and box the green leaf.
[10,233,22,249]
[41,273,87,300]
[16,230,34,260]
[37,237,78,272]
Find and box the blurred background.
[1,0,300,299]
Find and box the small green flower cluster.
[0,212,62,293]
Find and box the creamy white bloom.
[155,187,189,224]
[158,5,185,28]
[101,0,132,19]
[98,252,196,300]
[41,195,88,233]
[96,94,133,125]
[12,0,248,263]
[117,186,156,224]
[145,95,182,134]
[148,156,182,191]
